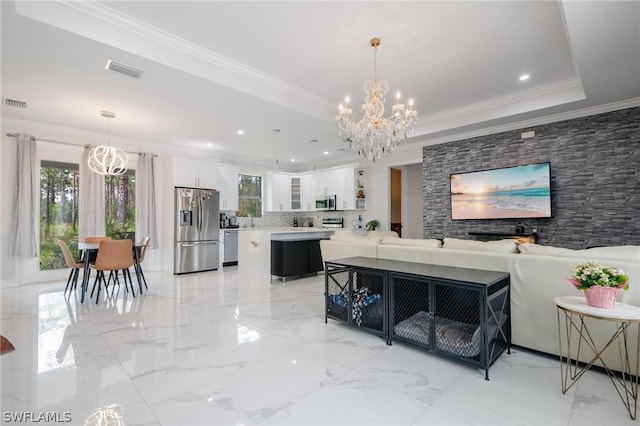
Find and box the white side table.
[555,296,640,419]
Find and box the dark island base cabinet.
[325,257,511,380]
[271,239,326,279]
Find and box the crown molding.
[1,116,280,168]
[413,77,585,136]
[16,1,335,120]
[2,117,157,150]
[427,77,583,122]
[412,97,640,149]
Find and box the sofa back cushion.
[442,237,518,254]
[331,230,398,243]
[518,243,640,262]
[380,237,442,248]
[319,239,377,262]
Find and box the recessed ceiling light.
[323,151,329,155]
[519,74,530,81]
[237,130,244,135]
[207,143,213,147]
[290,158,296,162]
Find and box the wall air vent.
[105,60,143,79]
[3,98,28,109]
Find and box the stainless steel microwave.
[315,195,337,210]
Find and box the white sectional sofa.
[320,230,640,371]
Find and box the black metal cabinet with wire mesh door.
[325,263,387,341]
[325,257,511,380]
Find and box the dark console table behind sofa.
[325,257,511,380]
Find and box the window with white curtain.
[39,160,80,270]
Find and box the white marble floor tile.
[261,369,430,425]
[150,344,351,425]
[430,348,575,426]
[2,270,637,425]
[355,342,471,405]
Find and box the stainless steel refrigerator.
[174,187,220,274]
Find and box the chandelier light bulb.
[335,37,418,162]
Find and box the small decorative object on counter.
[568,261,630,308]
[357,214,363,229]
[293,217,298,227]
[365,219,380,231]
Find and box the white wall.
[404,163,424,239]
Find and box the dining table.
[76,242,145,303]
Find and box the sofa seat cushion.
[518,243,640,262]
[380,237,442,248]
[442,237,518,254]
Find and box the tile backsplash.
[237,210,367,229]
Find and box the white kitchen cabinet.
[267,167,356,212]
[312,166,355,210]
[290,176,302,210]
[217,164,239,211]
[174,156,218,189]
[313,170,332,197]
[337,167,355,210]
[300,173,314,211]
[266,172,291,212]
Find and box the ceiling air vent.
[105,60,143,79]
[4,98,28,109]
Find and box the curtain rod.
[6,132,158,157]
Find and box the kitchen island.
[238,228,335,284]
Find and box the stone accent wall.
[422,107,640,249]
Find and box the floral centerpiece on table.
[568,261,630,291]
[568,261,629,308]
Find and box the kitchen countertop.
[237,227,335,233]
[239,227,335,240]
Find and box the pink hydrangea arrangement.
[568,261,630,291]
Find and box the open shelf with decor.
[355,168,366,210]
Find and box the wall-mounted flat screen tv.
[450,162,551,220]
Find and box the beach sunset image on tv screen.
[451,163,551,220]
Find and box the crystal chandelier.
[336,37,418,162]
[88,111,128,176]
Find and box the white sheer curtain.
[135,153,158,249]
[79,145,106,240]
[10,134,38,257]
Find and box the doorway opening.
[390,168,402,237]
